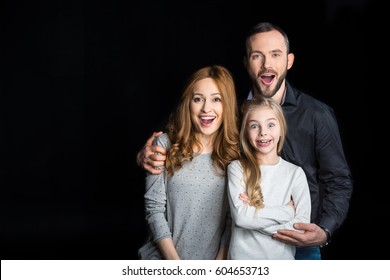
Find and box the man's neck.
[251,80,287,105]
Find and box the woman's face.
[190,77,223,137]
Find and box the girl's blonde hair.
[239,96,287,209]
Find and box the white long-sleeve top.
[227,157,311,259]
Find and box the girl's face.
[190,78,223,137]
[246,106,280,159]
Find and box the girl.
[227,96,311,259]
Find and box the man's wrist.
[319,226,331,248]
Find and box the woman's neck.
[194,134,215,154]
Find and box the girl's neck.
[256,153,279,166]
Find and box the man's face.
[245,30,294,100]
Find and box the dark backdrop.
[1,0,383,259]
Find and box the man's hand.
[136,131,167,174]
[272,223,327,246]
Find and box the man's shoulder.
[289,84,333,112]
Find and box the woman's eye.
[193,97,203,102]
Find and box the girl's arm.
[227,161,295,233]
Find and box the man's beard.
[252,69,287,98]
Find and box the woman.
[138,65,241,260]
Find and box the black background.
[1,0,383,260]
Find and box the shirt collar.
[247,81,294,106]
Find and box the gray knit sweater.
[143,133,231,260]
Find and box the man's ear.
[242,56,248,68]
[287,53,295,70]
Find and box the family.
[136,22,353,260]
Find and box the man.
[136,22,353,260]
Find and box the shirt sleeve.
[315,106,353,233]
[219,207,232,249]
[144,134,172,242]
[227,161,295,235]
[262,167,311,234]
